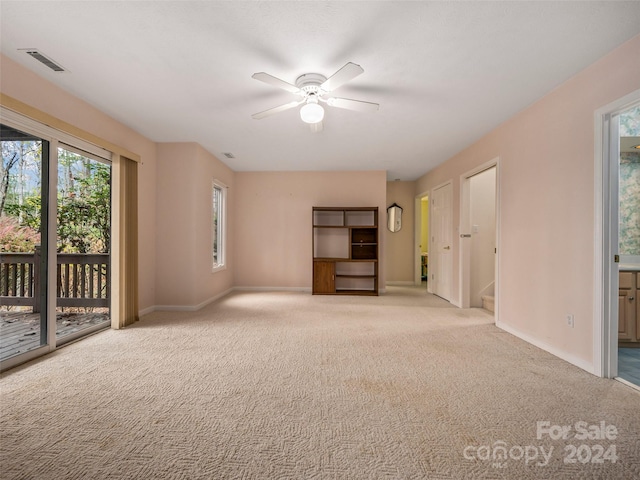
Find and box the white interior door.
[431,182,453,301]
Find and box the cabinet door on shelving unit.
[636,273,640,342]
[618,272,636,342]
[313,261,335,294]
[618,290,635,341]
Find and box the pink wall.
[0,53,386,309]
[0,54,158,312]
[155,143,234,307]
[4,27,638,366]
[234,171,387,289]
[385,181,416,283]
[415,34,640,370]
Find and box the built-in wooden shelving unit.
[312,207,378,296]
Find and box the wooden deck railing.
[0,247,109,312]
[0,251,38,308]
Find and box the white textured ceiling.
[2,1,640,180]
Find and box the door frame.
[593,88,640,378]
[0,108,112,372]
[414,193,429,287]
[459,158,500,319]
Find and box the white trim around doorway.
[593,88,640,379]
[458,158,500,324]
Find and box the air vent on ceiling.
[21,49,66,72]
[223,152,235,159]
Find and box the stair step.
[481,295,495,313]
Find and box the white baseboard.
[497,321,595,375]
[233,286,312,293]
[143,288,235,314]
[142,284,394,315]
[138,305,156,316]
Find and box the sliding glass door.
[1,115,113,368]
[55,146,111,343]
[0,124,49,360]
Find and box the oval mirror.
[387,203,403,232]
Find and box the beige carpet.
[1,287,639,479]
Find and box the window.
[212,181,226,271]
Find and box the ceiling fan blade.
[326,97,379,113]
[251,100,304,120]
[251,72,300,94]
[321,62,364,92]
[310,121,323,133]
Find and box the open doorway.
[415,184,453,300]
[616,105,640,387]
[460,160,498,316]
[419,195,428,289]
[595,88,640,385]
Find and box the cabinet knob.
[630,296,635,301]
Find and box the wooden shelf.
[336,274,376,279]
[335,289,378,296]
[312,207,378,296]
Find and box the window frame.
[212,179,227,272]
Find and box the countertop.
[620,264,640,272]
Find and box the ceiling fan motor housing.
[295,73,328,97]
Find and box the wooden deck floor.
[0,310,110,361]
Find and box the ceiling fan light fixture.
[251,62,379,126]
[300,102,324,124]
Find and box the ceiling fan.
[251,62,379,132]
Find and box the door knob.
[444,246,450,250]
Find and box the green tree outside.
[1,144,111,254]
